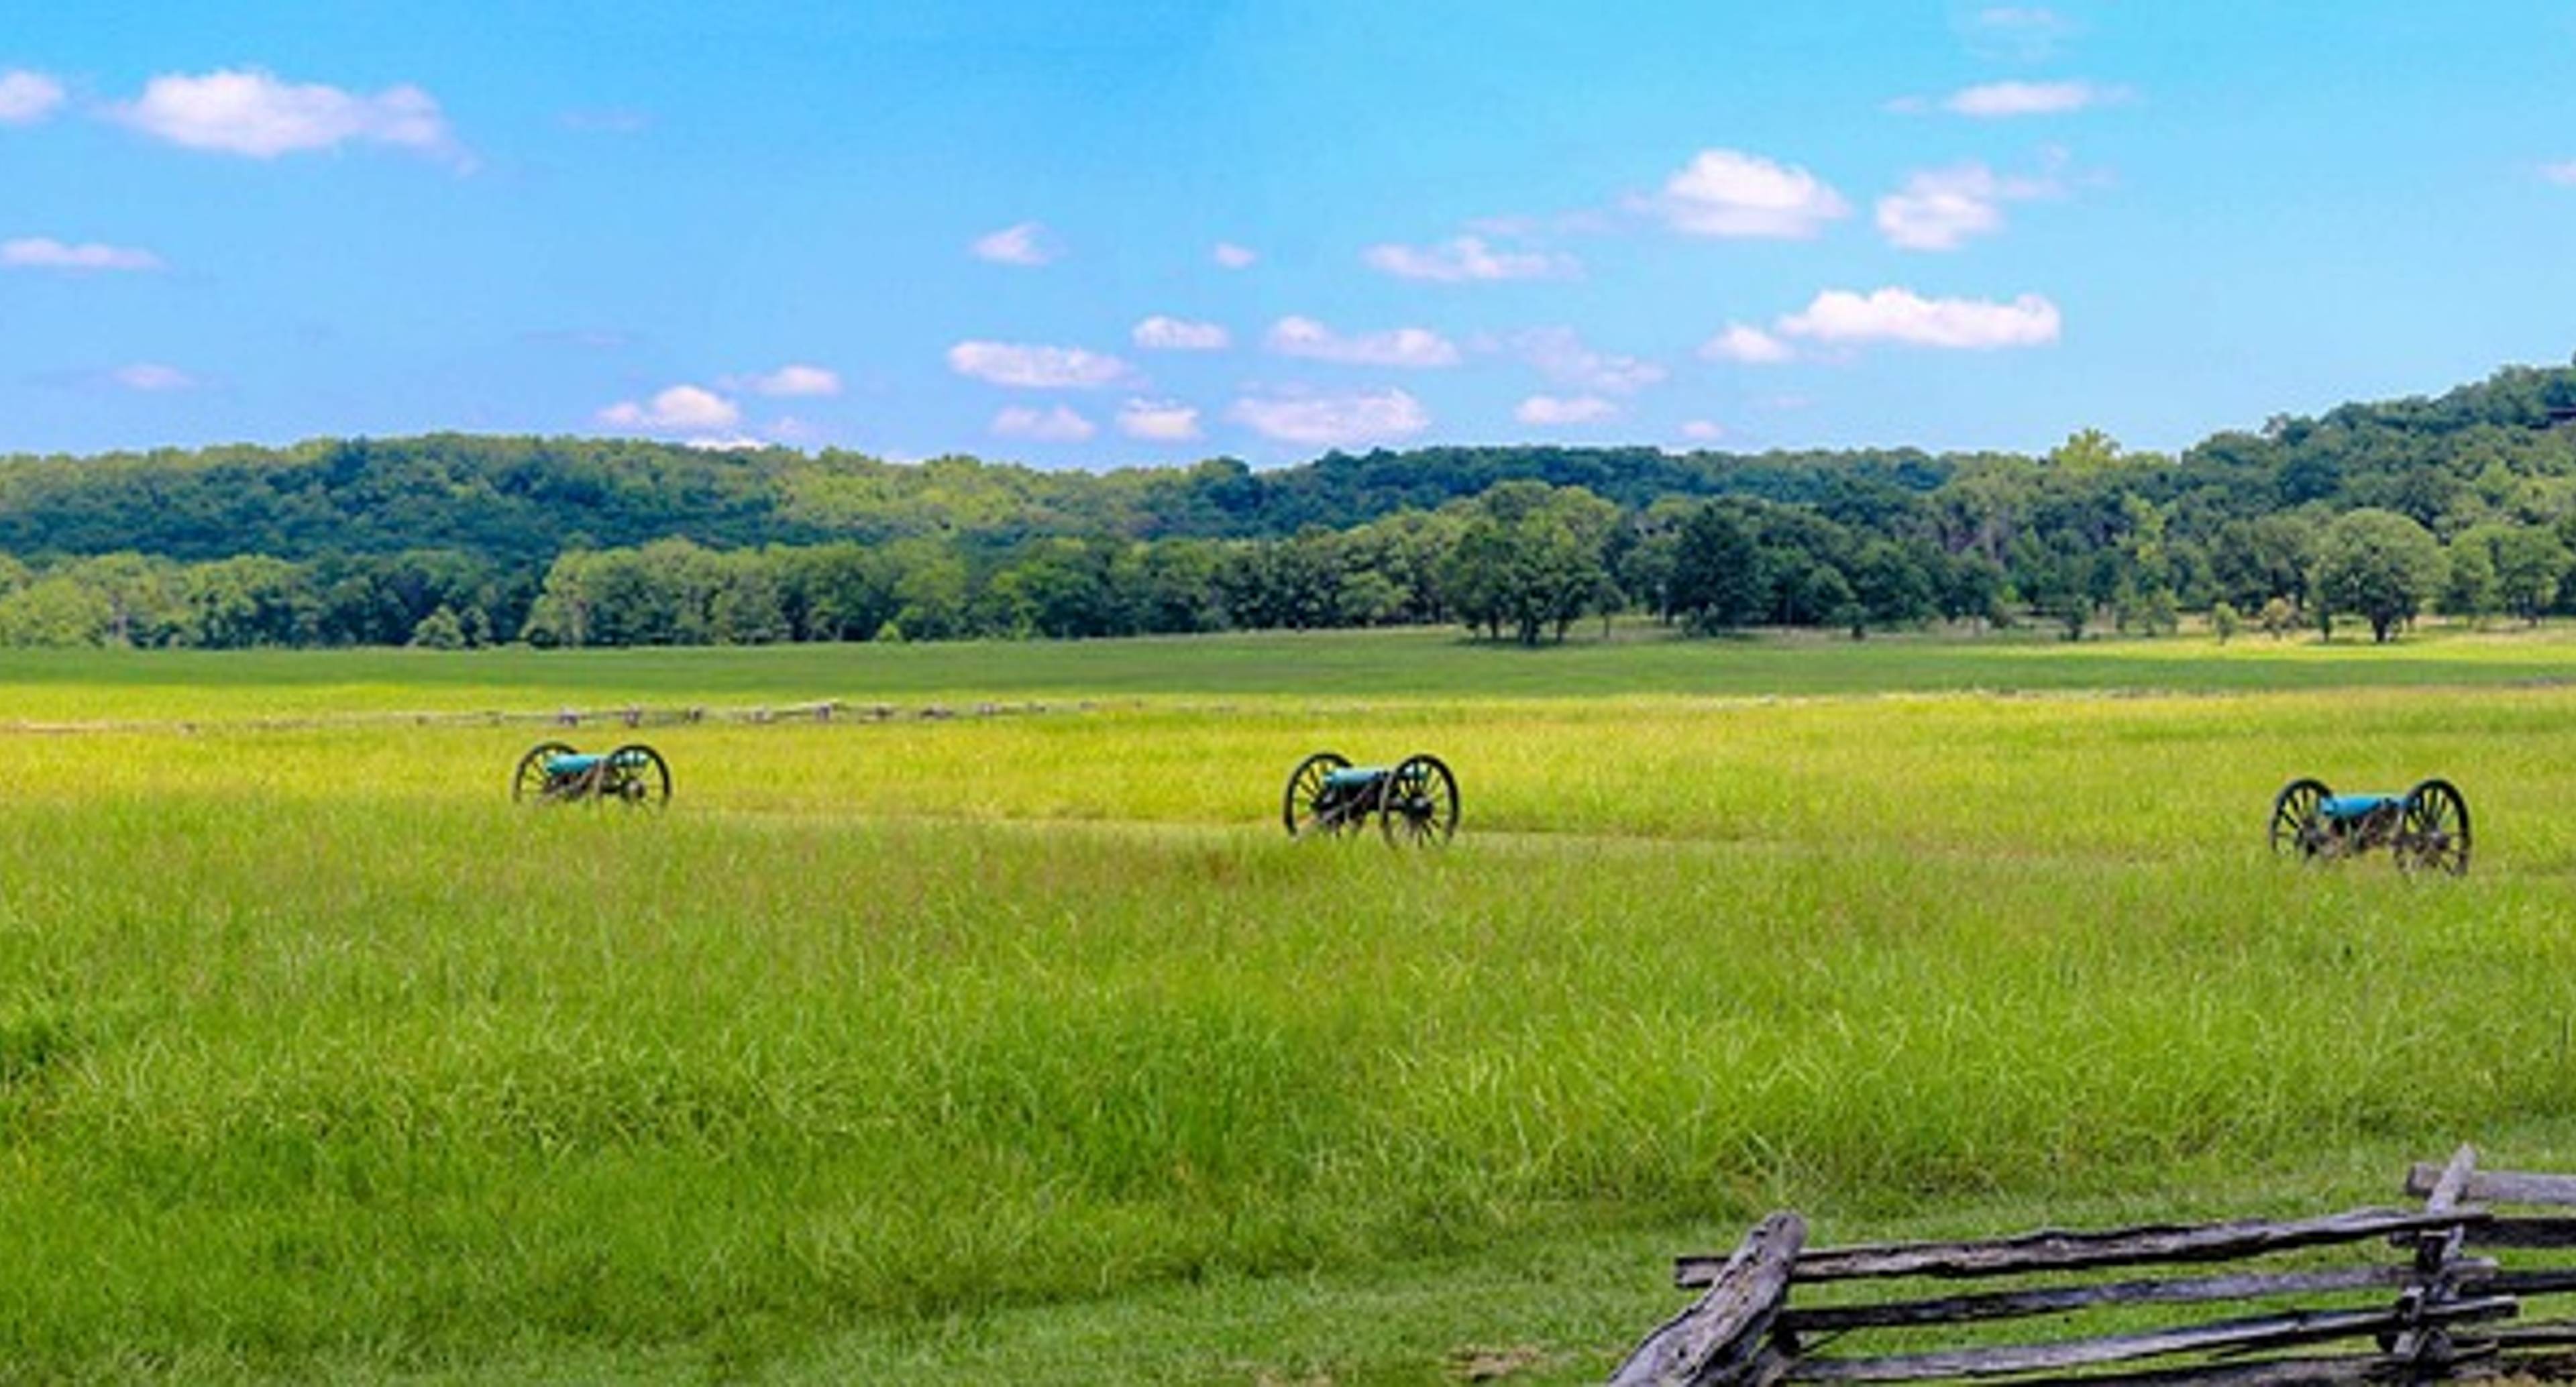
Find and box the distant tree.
[1439,482,1619,645]
[2486,524,2569,624]
[1851,539,1934,632]
[0,577,112,647]
[2259,596,2296,639]
[2438,540,2498,626]
[2314,508,2443,643]
[1668,502,1762,630]
[1939,552,2008,630]
[2210,600,2242,644]
[410,604,470,649]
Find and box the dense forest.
[6,362,2576,649]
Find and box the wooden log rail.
[1615,1145,2576,1386]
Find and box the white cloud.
[1362,234,1578,282]
[1515,394,1619,427]
[1652,149,1849,239]
[1212,241,1258,269]
[1229,389,1430,447]
[1680,420,1728,443]
[1511,327,1666,394]
[1943,80,2126,117]
[0,70,65,125]
[1118,398,1203,441]
[945,340,1134,389]
[1700,323,1795,364]
[2541,162,2576,186]
[1,237,164,272]
[684,435,769,452]
[1776,287,2061,350]
[1966,7,2076,60]
[971,221,1057,266]
[1876,162,2057,251]
[598,384,741,431]
[1265,316,1460,368]
[730,364,842,397]
[1132,315,1230,351]
[112,68,468,165]
[110,363,199,392]
[991,404,1095,442]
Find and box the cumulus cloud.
[1679,420,1728,443]
[1515,394,1619,427]
[1132,315,1230,351]
[1700,323,1795,364]
[1118,398,1203,441]
[1776,287,2061,350]
[684,435,769,452]
[729,364,842,397]
[945,340,1134,389]
[1651,149,1849,239]
[1229,389,1430,447]
[971,221,1058,266]
[0,70,65,125]
[1511,327,1666,394]
[1362,234,1578,282]
[1943,80,2127,117]
[110,363,199,392]
[598,384,741,431]
[111,68,468,165]
[1265,316,1460,368]
[991,404,1095,443]
[1,237,164,272]
[1876,162,2059,250]
[1212,241,1258,269]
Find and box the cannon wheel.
[2396,778,2470,877]
[2268,777,2331,860]
[1283,751,1352,838]
[513,741,580,803]
[604,744,672,809]
[1379,754,1459,846]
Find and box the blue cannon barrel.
[1324,767,1388,789]
[547,753,606,775]
[2320,793,2400,820]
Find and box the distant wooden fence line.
[1614,1146,2576,1385]
[2,698,1130,737]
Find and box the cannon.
[1283,751,1458,844]
[2268,777,2468,875]
[512,742,672,808]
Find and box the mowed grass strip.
[11,621,2576,723]
[1,687,2575,1377]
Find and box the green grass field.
[9,626,2576,1382]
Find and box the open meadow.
[9,626,2576,1382]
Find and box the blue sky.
[5,1,2576,467]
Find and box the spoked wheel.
[1378,754,1459,846]
[513,741,578,803]
[1283,751,1352,838]
[602,744,672,809]
[2269,777,2330,861]
[2396,779,2471,877]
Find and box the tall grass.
[5,677,2576,1376]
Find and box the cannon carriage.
[2269,776,2469,875]
[512,742,672,808]
[1283,751,1458,845]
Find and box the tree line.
[7,362,2576,648]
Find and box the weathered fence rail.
[1615,1146,2576,1385]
